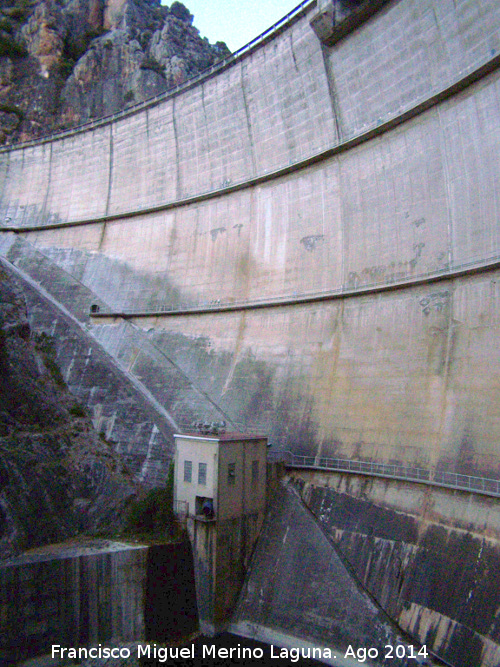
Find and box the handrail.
[268,451,500,497]
[0,0,315,152]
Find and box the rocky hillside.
[0,0,230,144]
[0,264,138,558]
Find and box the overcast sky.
[165,0,302,52]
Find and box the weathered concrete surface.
[0,0,499,477]
[104,267,500,480]
[0,235,236,485]
[0,540,148,664]
[0,2,497,476]
[0,239,175,487]
[13,68,500,308]
[0,2,498,662]
[0,538,198,664]
[230,482,417,666]
[5,229,500,480]
[1,0,498,225]
[289,469,500,666]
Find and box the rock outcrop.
[0,264,137,558]
[0,0,230,143]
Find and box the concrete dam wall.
[230,481,414,667]
[1,0,500,480]
[0,1,499,664]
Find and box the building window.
[184,460,192,483]
[252,460,259,485]
[227,462,236,485]
[198,462,207,485]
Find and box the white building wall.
[174,435,219,516]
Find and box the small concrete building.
[173,432,267,635]
[174,432,267,520]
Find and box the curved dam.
[1,0,500,664]
[1,0,500,479]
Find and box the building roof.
[174,432,267,442]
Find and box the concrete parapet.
[310,1,336,43]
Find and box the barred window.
[184,460,192,483]
[198,462,207,485]
[227,462,236,485]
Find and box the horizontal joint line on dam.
[270,452,500,498]
[1,53,500,233]
[89,255,500,319]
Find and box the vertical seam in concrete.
[0,148,10,216]
[433,285,456,480]
[16,146,25,225]
[172,96,182,199]
[438,106,454,270]
[41,142,53,223]
[105,124,114,217]
[145,108,151,206]
[320,43,344,144]
[289,31,300,73]
[240,62,258,177]
[97,220,107,251]
[338,160,346,287]
[200,85,212,187]
[315,298,344,464]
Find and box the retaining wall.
[287,468,500,666]
[0,541,147,664]
[230,482,413,666]
[0,539,198,664]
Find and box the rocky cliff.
[0,0,230,143]
[0,264,137,558]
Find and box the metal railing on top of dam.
[0,0,315,152]
[267,450,500,497]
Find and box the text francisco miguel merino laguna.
[51,644,329,662]
[51,642,429,663]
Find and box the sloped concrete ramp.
[0,234,232,484]
[229,483,424,667]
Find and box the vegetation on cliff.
[0,0,230,144]
[121,463,175,538]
